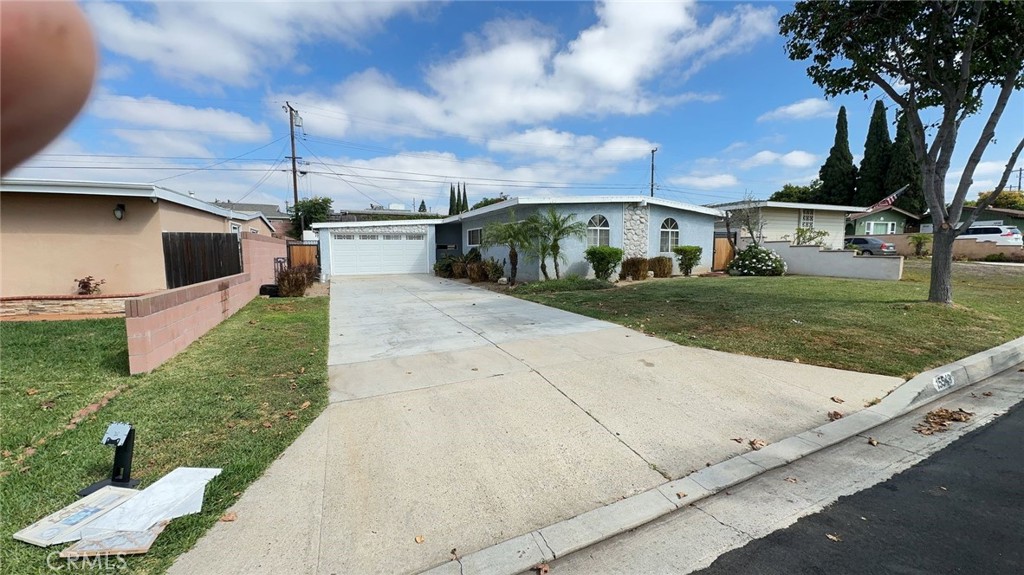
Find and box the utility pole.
[650,148,658,197]
[284,102,303,234]
[1016,167,1022,191]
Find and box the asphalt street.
[694,400,1024,575]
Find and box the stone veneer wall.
[0,295,136,317]
[622,204,649,258]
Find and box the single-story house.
[312,196,722,280]
[0,179,275,296]
[958,206,1024,230]
[214,201,293,238]
[846,205,923,236]
[711,200,867,250]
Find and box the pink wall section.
[125,233,286,374]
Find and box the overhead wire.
[149,136,288,183]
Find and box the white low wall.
[764,241,904,281]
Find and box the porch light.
[113,203,126,220]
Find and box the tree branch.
[962,135,1024,233]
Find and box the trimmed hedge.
[619,257,649,281]
[584,246,624,280]
[649,256,673,278]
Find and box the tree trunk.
[552,243,561,279]
[509,246,518,285]
[540,259,550,281]
[928,226,956,304]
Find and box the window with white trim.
[249,227,259,234]
[382,234,402,240]
[467,228,482,246]
[866,221,896,235]
[800,209,815,229]
[406,234,425,241]
[659,218,679,252]
[333,233,355,240]
[359,234,379,240]
[587,215,610,247]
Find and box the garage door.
[330,232,429,275]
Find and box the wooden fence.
[287,241,320,271]
[162,232,242,289]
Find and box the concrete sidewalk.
[170,275,901,575]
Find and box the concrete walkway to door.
[170,275,902,575]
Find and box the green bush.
[672,245,703,277]
[983,253,1008,262]
[584,246,624,280]
[649,256,673,278]
[515,276,614,294]
[433,256,456,278]
[465,247,482,263]
[484,258,504,282]
[276,266,311,297]
[619,257,649,281]
[909,233,932,256]
[727,245,786,276]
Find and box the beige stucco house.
[0,179,275,297]
[712,200,867,250]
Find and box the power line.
[149,136,288,183]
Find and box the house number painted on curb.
[933,372,955,392]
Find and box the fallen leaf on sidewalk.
[827,411,844,421]
[784,477,799,483]
[748,439,766,450]
[914,408,974,435]
[830,396,845,404]
[220,512,237,522]
[534,564,550,575]
[415,535,425,544]
[982,391,993,397]
[450,548,459,560]
[676,492,687,499]
[826,533,842,542]
[867,437,879,446]
[730,437,744,443]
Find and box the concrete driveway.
[172,275,902,575]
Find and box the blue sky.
[13,0,1024,214]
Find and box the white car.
[956,225,1023,246]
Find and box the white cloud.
[740,150,817,169]
[283,0,772,140]
[757,98,835,122]
[84,1,426,87]
[90,93,271,143]
[485,129,656,165]
[668,174,739,189]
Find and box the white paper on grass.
[12,486,139,547]
[84,467,221,536]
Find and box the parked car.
[845,237,897,256]
[955,225,1023,247]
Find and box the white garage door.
[331,232,429,275]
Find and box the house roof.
[0,178,275,230]
[311,195,723,230]
[962,205,1024,218]
[709,200,869,213]
[212,201,291,219]
[848,205,922,221]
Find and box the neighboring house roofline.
[847,205,922,221]
[961,205,1024,218]
[311,219,442,229]
[442,195,723,223]
[0,178,274,230]
[710,200,869,213]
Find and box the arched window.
[660,218,679,252]
[587,215,610,247]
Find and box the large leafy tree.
[769,180,821,203]
[780,1,1024,304]
[815,106,858,205]
[289,196,332,238]
[855,100,892,206]
[887,114,926,214]
[966,190,1024,211]
[534,207,587,280]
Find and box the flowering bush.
[728,245,786,276]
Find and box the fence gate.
[162,232,242,289]
[712,234,736,271]
[287,241,320,273]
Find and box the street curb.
[418,335,1024,575]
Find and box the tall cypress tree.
[462,182,469,212]
[448,184,456,215]
[418,200,427,213]
[816,106,858,205]
[887,114,926,215]
[854,100,892,206]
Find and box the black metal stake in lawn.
[78,422,140,496]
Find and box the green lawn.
[517,259,1023,379]
[0,296,328,574]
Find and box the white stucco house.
[312,196,723,280]
[711,200,868,251]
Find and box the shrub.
[909,233,932,256]
[672,245,703,277]
[466,261,488,283]
[294,264,319,285]
[276,267,310,297]
[515,276,614,294]
[451,261,468,279]
[74,275,105,295]
[983,253,1008,262]
[465,247,482,263]
[483,258,504,282]
[433,256,456,278]
[727,245,786,276]
[619,257,649,281]
[584,246,624,280]
[793,227,830,246]
[649,256,673,278]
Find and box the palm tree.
[480,212,532,285]
[534,207,587,279]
